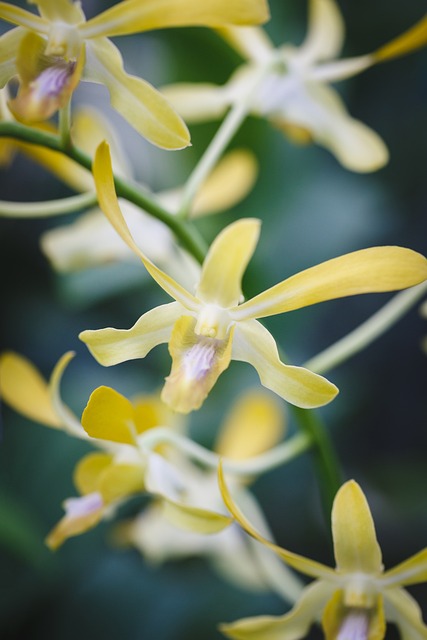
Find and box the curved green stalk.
[0,192,97,217]
[0,122,207,263]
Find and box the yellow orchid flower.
[162,0,427,170]
[79,141,427,414]
[219,469,427,640]
[0,0,269,148]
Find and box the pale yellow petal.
[298,0,345,63]
[92,141,199,311]
[196,218,261,307]
[161,316,234,414]
[81,0,270,39]
[0,3,48,33]
[374,14,427,63]
[81,386,137,445]
[45,492,104,550]
[383,588,427,639]
[79,302,181,366]
[191,149,258,218]
[331,480,383,575]
[216,26,275,63]
[48,351,83,436]
[382,548,427,587]
[221,581,332,640]
[232,321,338,409]
[97,463,145,504]
[218,462,335,580]
[233,247,427,322]
[29,0,84,23]
[0,27,24,88]
[161,498,232,534]
[0,351,61,428]
[85,38,190,149]
[160,82,231,123]
[215,389,285,460]
[73,452,114,495]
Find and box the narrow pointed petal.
[85,39,190,149]
[221,581,332,640]
[29,0,84,23]
[45,492,104,550]
[81,386,137,445]
[233,247,427,322]
[191,149,258,217]
[382,548,427,587]
[93,141,199,311]
[79,302,181,366]
[215,390,285,460]
[218,462,335,580]
[49,351,84,437]
[298,0,345,63]
[374,14,427,63]
[383,588,427,639]
[0,3,48,32]
[161,316,234,413]
[232,320,338,408]
[217,26,275,63]
[161,498,232,534]
[74,452,114,495]
[0,351,61,428]
[332,480,383,575]
[81,0,270,39]
[0,27,24,88]
[197,218,261,307]
[161,82,231,123]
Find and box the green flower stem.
[178,64,270,218]
[290,406,343,519]
[139,427,311,477]
[304,280,427,375]
[59,102,72,149]
[0,122,207,264]
[0,192,98,217]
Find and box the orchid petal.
[221,581,332,639]
[298,0,345,64]
[382,548,427,587]
[45,492,104,550]
[97,463,145,504]
[191,149,258,217]
[233,247,427,322]
[28,0,84,24]
[197,218,260,307]
[161,316,234,414]
[79,301,181,367]
[0,3,48,33]
[374,14,427,63]
[81,0,270,39]
[48,351,84,437]
[81,386,137,445]
[0,351,61,428]
[161,82,231,123]
[161,498,232,534]
[383,588,427,639]
[331,480,383,575]
[217,26,275,63]
[218,462,335,580]
[0,27,24,88]
[232,320,338,408]
[74,452,114,495]
[92,141,199,311]
[215,389,285,460]
[85,38,190,149]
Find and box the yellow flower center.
[343,573,377,608]
[194,304,232,340]
[46,22,82,59]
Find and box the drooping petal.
[218,462,336,580]
[217,26,275,63]
[331,480,383,575]
[215,389,285,460]
[81,386,138,445]
[0,351,61,428]
[161,316,234,413]
[92,141,199,311]
[79,301,181,366]
[221,581,333,640]
[84,38,190,149]
[196,218,261,307]
[191,149,258,217]
[29,0,85,24]
[160,82,231,123]
[74,452,114,495]
[373,14,427,63]
[81,0,270,39]
[382,548,427,587]
[233,247,427,322]
[49,351,84,437]
[383,587,427,640]
[45,492,105,550]
[0,3,48,33]
[161,497,232,534]
[0,27,24,88]
[232,320,338,409]
[322,590,385,640]
[297,0,345,64]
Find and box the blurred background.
[0,0,426,638]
